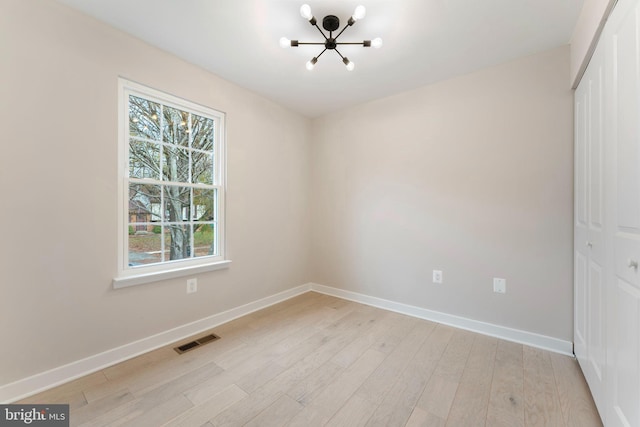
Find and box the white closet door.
[575,59,589,364]
[575,40,607,415]
[607,0,640,425]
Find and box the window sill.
[113,260,231,289]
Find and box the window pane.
[163,106,189,146]
[165,224,192,261]
[192,114,214,151]
[122,81,225,275]
[129,95,160,140]
[164,186,191,222]
[129,183,162,222]
[194,223,215,257]
[129,141,160,179]
[128,228,162,266]
[193,188,215,221]
[192,151,214,185]
[162,146,189,183]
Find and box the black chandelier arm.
[295,41,368,46]
[316,48,328,59]
[336,41,371,46]
[333,48,346,60]
[294,40,370,47]
[332,23,350,41]
[311,22,329,40]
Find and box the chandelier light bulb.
[300,4,313,20]
[343,57,355,71]
[371,37,383,48]
[353,5,366,21]
[306,57,318,70]
[279,37,291,48]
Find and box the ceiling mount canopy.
[280,4,382,71]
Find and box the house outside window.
[114,79,229,288]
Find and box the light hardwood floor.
[19,292,603,426]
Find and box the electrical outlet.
[493,278,506,294]
[187,278,198,294]
[433,270,443,284]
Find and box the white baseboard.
[1,281,573,403]
[0,283,312,403]
[309,283,574,357]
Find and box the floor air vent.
[174,333,220,354]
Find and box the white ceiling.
[54,0,584,117]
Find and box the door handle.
[628,259,638,270]
[586,241,593,248]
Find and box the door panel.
[608,0,640,425]
[574,40,607,415]
[588,260,604,384]
[576,251,588,359]
[575,74,588,364]
[614,2,640,231]
[611,280,639,427]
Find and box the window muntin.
[118,80,226,282]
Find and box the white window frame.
[114,78,230,288]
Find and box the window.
[114,79,229,288]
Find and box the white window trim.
[114,78,229,288]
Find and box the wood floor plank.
[369,312,419,355]
[184,326,332,406]
[330,310,397,368]
[285,361,344,406]
[161,384,247,427]
[75,393,192,427]
[235,361,288,395]
[355,320,434,405]
[486,340,525,427]
[415,327,475,420]
[204,389,282,427]
[445,334,497,427]
[243,394,304,427]
[102,347,176,381]
[18,371,106,410]
[88,346,224,404]
[19,292,601,427]
[405,407,447,427]
[79,360,221,426]
[325,394,376,427]
[107,394,194,427]
[89,368,210,425]
[274,330,335,369]
[549,353,603,427]
[213,305,336,370]
[363,323,453,427]
[287,349,387,426]
[244,294,341,341]
[72,389,136,426]
[208,318,381,427]
[523,346,564,427]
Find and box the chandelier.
[280,4,382,71]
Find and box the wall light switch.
[493,278,506,294]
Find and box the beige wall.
[310,46,574,341]
[0,0,311,385]
[570,0,616,86]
